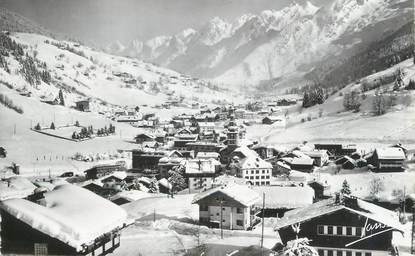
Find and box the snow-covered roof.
[158,178,172,190]
[185,159,216,174]
[233,146,259,159]
[110,190,153,202]
[0,176,37,200]
[196,152,220,159]
[375,147,406,160]
[0,184,127,251]
[253,186,314,209]
[284,157,314,166]
[240,156,273,169]
[192,183,260,207]
[274,196,404,232]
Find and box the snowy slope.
[261,59,415,145]
[110,0,413,88]
[0,32,237,175]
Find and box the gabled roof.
[0,185,127,251]
[240,156,273,169]
[192,183,260,207]
[375,147,406,160]
[253,186,314,209]
[274,196,404,233]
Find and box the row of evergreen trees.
[302,86,327,108]
[71,124,116,140]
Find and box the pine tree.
[58,89,65,106]
[168,166,187,193]
[34,123,41,130]
[50,122,55,129]
[283,237,318,256]
[340,180,352,195]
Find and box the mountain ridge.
[106,0,413,89]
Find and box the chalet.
[192,183,260,230]
[75,99,90,112]
[0,176,37,201]
[84,164,122,180]
[283,157,314,173]
[230,148,273,186]
[335,156,358,169]
[277,98,297,106]
[186,141,219,155]
[315,144,357,159]
[158,157,185,178]
[173,134,199,151]
[273,160,292,175]
[274,194,404,256]
[252,145,282,160]
[198,122,215,133]
[253,186,314,217]
[366,148,406,172]
[308,180,331,201]
[0,185,127,256]
[302,150,330,167]
[101,172,127,191]
[262,116,284,125]
[134,133,155,144]
[131,150,167,172]
[185,159,218,193]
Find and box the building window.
[327,226,333,235]
[236,220,243,226]
[262,170,265,174]
[318,249,324,256]
[364,253,371,256]
[336,251,342,256]
[216,213,219,216]
[200,205,208,211]
[337,226,343,235]
[237,208,243,214]
[356,227,362,237]
[317,225,324,235]
[327,250,333,256]
[345,251,352,256]
[256,170,259,174]
[355,252,361,256]
[346,227,352,236]
[34,243,48,256]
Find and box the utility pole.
[261,192,265,251]
[217,197,226,239]
[411,206,415,254]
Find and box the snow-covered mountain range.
[107,0,413,88]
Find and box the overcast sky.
[1,0,331,45]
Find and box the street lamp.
[216,196,226,239]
